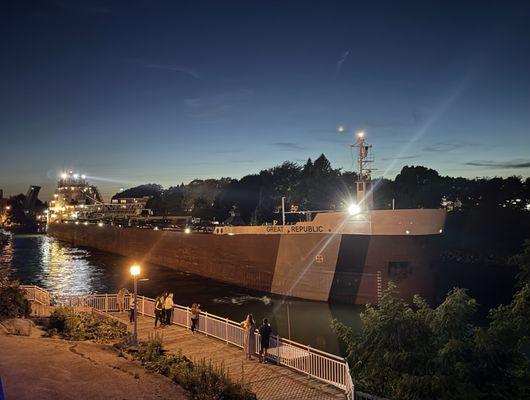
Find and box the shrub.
[49,307,128,342]
[0,277,31,320]
[135,334,256,400]
[333,281,530,400]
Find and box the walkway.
[111,312,346,400]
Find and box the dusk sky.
[1,1,530,200]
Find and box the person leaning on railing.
[190,303,200,334]
[163,292,174,326]
[258,318,273,363]
[117,287,128,313]
[154,294,164,328]
[240,314,256,361]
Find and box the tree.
[0,273,31,320]
[333,270,530,400]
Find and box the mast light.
[348,203,361,215]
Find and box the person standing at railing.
[258,318,272,363]
[190,303,200,333]
[154,294,165,328]
[163,292,174,326]
[117,287,128,313]
[129,294,136,323]
[240,314,256,361]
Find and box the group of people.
[240,314,273,363]
[154,291,175,328]
[117,288,273,363]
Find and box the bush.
[135,333,256,400]
[333,281,530,400]
[0,277,31,320]
[49,307,129,342]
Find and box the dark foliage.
[0,275,31,320]
[135,332,257,400]
[110,158,530,260]
[48,307,128,342]
[333,242,530,400]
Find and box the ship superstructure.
[48,172,103,220]
[48,172,150,223]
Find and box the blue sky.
[1,1,530,200]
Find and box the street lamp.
[130,264,141,346]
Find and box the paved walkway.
[111,312,346,400]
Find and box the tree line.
[115,154,530,258]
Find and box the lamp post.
[130,264,141,347]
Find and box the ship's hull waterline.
[48,223,441,304]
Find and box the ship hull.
[48,223,439,304]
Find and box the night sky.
[1,1,530,200]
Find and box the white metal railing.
[21,285,52,306]
[23,286,354,399]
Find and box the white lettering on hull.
[265,225,325,233]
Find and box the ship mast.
[351,131,374,209]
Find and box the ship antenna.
[351,131,374,209]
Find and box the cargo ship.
[47,133,446,304]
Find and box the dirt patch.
[0,327,188,400]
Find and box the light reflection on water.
[0,234,363,355]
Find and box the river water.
[0,234,363,355]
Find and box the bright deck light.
[130,265,141,277]
[348,203,361,215]
[184,227,191,234]
[61,173,67,179]
[357,130,365,138]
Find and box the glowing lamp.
[73,174,79,179]
[357,131,365,138]
[61,173,67,179]
[130,265,141,277]
[348,203,361,215]
[184,227,191,234]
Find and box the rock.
[2,318,34,336]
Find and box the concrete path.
[112,312,346,400]
[0,328,187,400]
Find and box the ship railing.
[33,289,354,399]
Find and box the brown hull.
[48,223,440,304]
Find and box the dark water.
[0,234,363,355]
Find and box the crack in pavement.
[68,344,99,366]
